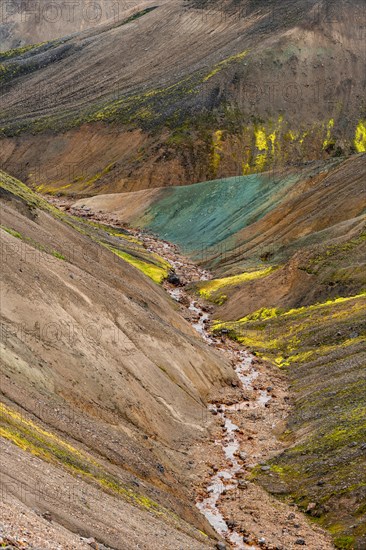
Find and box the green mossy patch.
[0,42,47,61]
[334,536,356,549]
[0,170,170,283]
[196,266,277,303]
[107,247,170,284]
[212,293,366,366]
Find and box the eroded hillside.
[0,169,238,549]
[0,0,365,193]
[0,0,151,49]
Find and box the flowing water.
[167,284,270,550]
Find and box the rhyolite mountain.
[0,1,365,549]
[0,0,365,193]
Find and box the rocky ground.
[0,492,93,550]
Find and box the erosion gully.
[130,228,269,550]
[51,201,272,550]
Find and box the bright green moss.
[51,250,66,260]
[354,120,366,153]
[108,247,170,284]
[203,50,248,82]
[0,225,22,239]
[197,266,276,301]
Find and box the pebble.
[295,539,306,545]
[41,511,52,522]
[306,502,316,512]
[227,519,236,529]
[238,480,248,489]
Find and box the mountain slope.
[0,0,365,193]
[0,0,152,49]
[0,169,236,549]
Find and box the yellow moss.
[323,118,335,149]
[212,130,223,173]
[36,183,72,194]
[0,403,168,516]
[198,266,276,300]
[354,120,366,153]
[299,131,308,145]
[135,107,153,120]
[282,292,366,318]
[0,42,47,59]
[85,220,143,245]
[109,248,170,284]
[253,122,281,171]
[255,128,268,151]
[215,293,365,330]
[282,336,365,366]
[268,131,276,152]
[236,307,281,323]
[203,50,248,82]
[113,233,142,244]
[286,130,298,141]
[84,162,115,186]
[255,153,267,171]
[56,184,72,190]
[0,403,91,462]
[242,161,251,175]
[212,293,365,367]
[341,404,366,422]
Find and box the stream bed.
[167,286,270,550]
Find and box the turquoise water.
[137,172,301,257]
